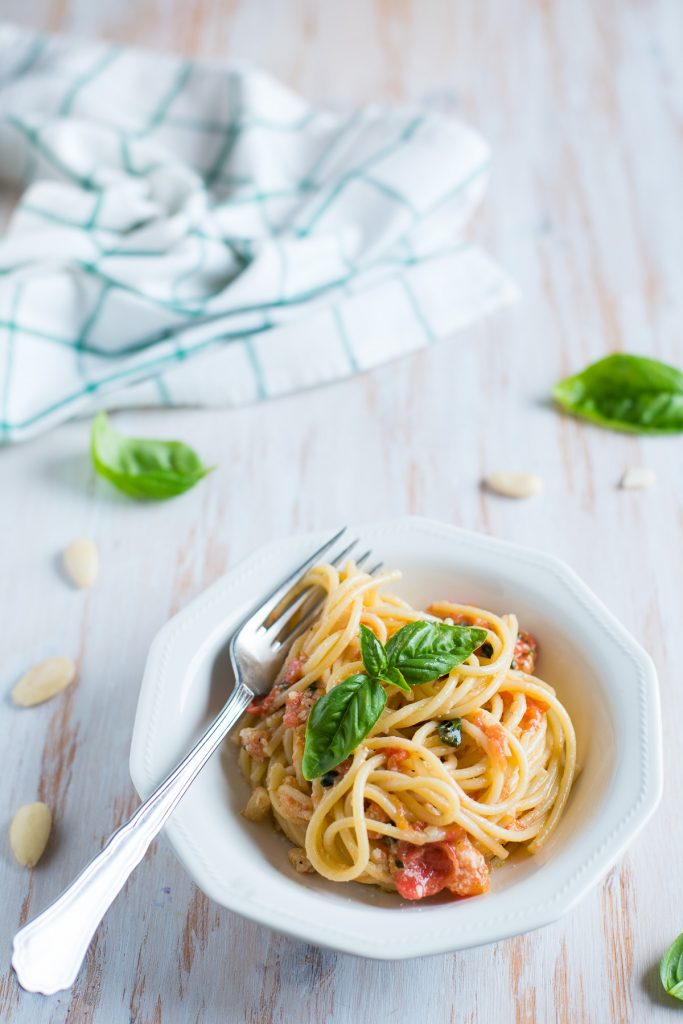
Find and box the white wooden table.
[1,2,682,1021]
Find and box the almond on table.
[12,656,76,707]
[10,802,52,867]
[63,538,99,588]
[620,467,656,491]
[484,471,544,499]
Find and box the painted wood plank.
[0,1,681,1021]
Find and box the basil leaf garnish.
[302,674,386,780]
[382,664,410,693]
[553,354,683,434]
[437,719,462,747]
[660,933,683,1001]
[359,624,409,691]
[302,620,487,779]
[91,412,213,500]
[385,621,488,685]
[359,625,388,677]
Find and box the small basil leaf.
[660,933,683,1000]
[302,674,386,780]
[91,412,212,500]
[437,719,462,747]
[385,621,488,686]
[553,353,683,435]
[359,624,388,678]
[378,664,410,693]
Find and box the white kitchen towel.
[0,24,517,442]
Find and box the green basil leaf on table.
[302,674,386,780]
[553,353,683,434]
[91,412,213,500]
[385,621,488,686]
[660,933,683,1001]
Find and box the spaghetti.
[238,560,576,901]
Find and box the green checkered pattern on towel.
[0,24,517,442]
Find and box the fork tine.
[272,547,377,649]
[331,538,360,568]
[261,535,359,630]
[266,536,366,630]
[265,538,365,639]
[248,527,347,631]
[273,603,323,653]
[368,560,384,575]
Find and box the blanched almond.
[10,802,52,867]
[620,467,656,491]
[63,538,99,588]
[485,471,544,499]
[12,656,76,707]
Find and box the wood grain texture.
[1,1,682,1021]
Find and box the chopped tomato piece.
[246,687,279,717]
[393,842,455,899]
[283,687,320,728]
[521,696,546,733]
[282,655,307,684]
[512,630,538,674]
[470,711,510,768]
[393,833,490,900]
[247,655,307,716]
[499,691,514,711]
[499,690,546,733]
[446,833,490,896]
[384,747,410,772]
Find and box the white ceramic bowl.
[129,517,662,959]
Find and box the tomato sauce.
[392,832,490,900]
[247,655,307,716]
[512,631,538,674]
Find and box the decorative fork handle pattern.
[12,683,253,996]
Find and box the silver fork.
[12,527,380,996]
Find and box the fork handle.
[12,683,253,995]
